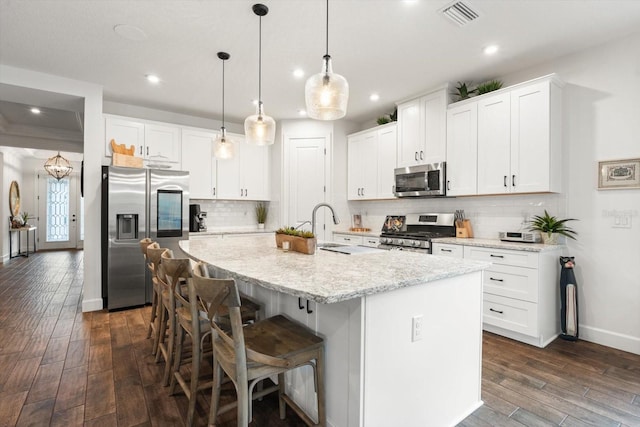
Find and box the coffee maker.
[189,204,207,232]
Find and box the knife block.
[456,220,474,238]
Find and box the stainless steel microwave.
[394,162,446,197]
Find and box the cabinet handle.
[489,308,504,314]
[490,254,504,258]
[420,150,424,160]
[361,188,365,196]
[503,176,507,187]
[139,146,143,155]
[415,152,418,161]
[447,180,451,191]
[306,300,313,314]
[298,297,304,310]
[512,175,516,187]
[357,188,361,196]
[441,249,452,253]
[146,147,149,156]
[240,189,243,197]
[212,187,216,196]
[489,277,504,282]
[244,189,248,197]
[344,237,351,241]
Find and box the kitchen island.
[179,235,489,427]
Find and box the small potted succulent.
[528,210,578,244]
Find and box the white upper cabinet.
[477,93,511,194]
[181,128,217,199]
[396,88,447,167]
[347,123,397,200]
[216,133,270,201]
[446,102,478,196]
[105,115,181,167]
[447,74,563,196]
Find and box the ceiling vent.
[440,1,480,27]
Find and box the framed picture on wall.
[598,158,640,190]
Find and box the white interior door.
[37,171,82,250]
[284,135,328,240]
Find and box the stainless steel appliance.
[499,231,541,243]
[394,162,446,198]
[101,166,189,310]
[378,213,456,253]
[189,204,207,232]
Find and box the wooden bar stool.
[192,263,326,427]
[140,239,159,340]
[145,245,167,356]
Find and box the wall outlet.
[613,214,632,228]
[412,315,423,342]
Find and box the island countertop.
[179,235,489,304]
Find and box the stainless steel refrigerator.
[101,166,189,310]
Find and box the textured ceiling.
[1,0,640,128]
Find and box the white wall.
[0,149,24,260]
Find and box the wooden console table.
[9,225,37,258]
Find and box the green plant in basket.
[275,227,315,238]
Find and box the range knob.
[393,238,404,245]
[413,240,422,247]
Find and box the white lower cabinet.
[431,243,463,258]
[462,245,563,347]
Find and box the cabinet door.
[105,116,144,157]
[360,132,378,199]
[377,125,397,198]
[347,134,364,200]
[396,98,422,167]
[333,233,363,245]
[511,82,550,193]
[240,140,270,200]
[145,123,181,164]
[477,93,511,194]
[181,129,217,199]
[215,139,242,200]
[422,90,447,164]
[446,102,478,196]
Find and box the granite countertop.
[179,235,489,304]
[432,237,565,252]
[190,228,274,237]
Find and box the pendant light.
[244,3,276,146]
[213,52,235,159]
[305,0,349,120]
[44,151,73,180]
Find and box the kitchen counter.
[189,228,274,237]
[179,234,489,304]
[433,237,564,252]
[178,234,487,426]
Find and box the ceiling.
[2,0,640,147]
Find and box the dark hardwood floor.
[1,250,639,426]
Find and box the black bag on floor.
[559,256,578,341]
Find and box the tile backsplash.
[346,193,567,239]
[190,200,276,231]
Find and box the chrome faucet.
[311,202,340,237]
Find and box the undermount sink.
[316,242,348,249]
[319,244,386,255]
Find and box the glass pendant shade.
[244,102,276,146]
[305,55,349,121]
[213,127,235,159]
[44,152,73,180]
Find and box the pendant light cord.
[221,58,225,127]
[258,15,262,104]
[325,0,329,56]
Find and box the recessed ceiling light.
[30,107,41,114]
[402,0,419,5]
[369,93,380,102]
[146,74,160,84]
[293,69,305,78]
[298,109,307,116]
[483,45,499,55]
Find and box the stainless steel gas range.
[378,213,456,254]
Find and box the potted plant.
[275,227,316,254]
[21,212,29,226]
[476,79,503,95]
[255,202,268,229]
[528,210,578,244]
[451,81,477,102]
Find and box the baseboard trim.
[82,298,103,312]
[579,325,640,355]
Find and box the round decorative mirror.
[9,180,20,217]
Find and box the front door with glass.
[37,171,83,250]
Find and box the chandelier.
[44,152,73,180]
